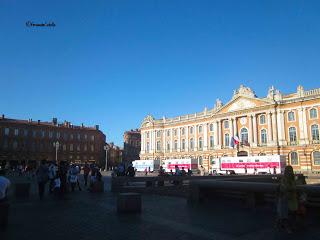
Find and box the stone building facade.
[0,116,106,167]
[123,129,141,163]
[140,85,320,173]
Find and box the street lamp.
[104,145,109,171]
[53,141,60,164]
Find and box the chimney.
[95,125,99,130]
[81,123,84,128]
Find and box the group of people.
[35,160,103,199]
[112,163,136,177]
[158,165,193,177]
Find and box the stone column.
[298,107,309,145]
[267,112,273,146]
[229,118,234,137]
[163,130,166,153]
[218,120,222,148]
[141,131,145,154]
[170,129,173,152]
[214,121,219,149]
[248,115,253,144]
[233,117,237,136]
[186,126,189,152]
[178,128,181,152]
[203,123,208,151]
[272,110,278,144]
[194,125,198,151]
[277,110,287,146]
[302,108,309,144]
[252,114,257,147]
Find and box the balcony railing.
[288,141,298,146]
[312,140,320,144]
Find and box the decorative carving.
[142,115,155,127]
[215,99,223,109]
[233,85,256,99]
[228,99,257,112]
[274,89,283,101]
[297,85,305,97]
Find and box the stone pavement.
[1,175,320,240]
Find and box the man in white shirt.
[0,170,10,202]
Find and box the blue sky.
[1,0,320,146]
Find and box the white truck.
[162,158,198,173]
[132,159,160,172]
[210,155,286,175]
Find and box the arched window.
[190,127,194,134]
[224,120,229,129]
[240,128,248,144]
[174,140,178,151]
[166,142,170,151]
[290,152,299,165]
[261,129,267,144]
[198,156,203,166]
[181,139,185,150]
[310,108,318,119]
[198,137,203,150]
[146,142,150,152]
[167,130,171,137]
[198,125,202,133]
[156,141,161,151]
[209,123,214,132]
[289,127,297,143]
[156,131,161,138]
[210,136,214,149]
[224,134,230,147]
[259,152,266,156]
[190,138,194,150]
[313,151,320,165]
[181,128,185,135]
[288,111,295,121]
[311,125,319,141]
[260,115,266,124]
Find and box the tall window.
[261,129,267,144]
[84,134,88,140]
[91,135,95,141]
[224,120,229,129]
[167,130,171,137]
[210,136,214,149]
[288,111,295,121]
[156,141,161,151]
[70,134,74,140]
[310,108,318,119]
[181,128,185,135]
[146,132,150,138]
[209,123,214,132]
[198,125,202,133]
[174,140,178,150]
[289,127,297,142]
[157,131,161,138]
[240,128,248,144]
[260,115,266,124]
[146,142,150,152]
[77,133,81,140]
[181,139,185,150]
[14,129,19,136]
[313,151,320,165]
[4,128,9,136]
[198,137,203,150]
[311,124,319,141]
[63,144,66,151]
[77,145,80,151]
[70,144,73,151]
[49,131,53,138]
[199,156,203,166]
[290,152,299,165]
[166,142,170,151]
[56,132,60,139]
[91,145,94,152]
[174,129,177,136]
[190,138,194,150]
[13,141,18,149]
[24,129,28,137]
[225,134,230,147]
[84,145,87,151]
[190,127,194,134]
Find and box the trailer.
[132,160,160,172]
[162,158,198,173]
[210,155,286,175]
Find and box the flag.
[230,136,240,148]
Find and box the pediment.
[216,96,271,114]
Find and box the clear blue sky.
[1,0,320,146]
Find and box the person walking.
[48,162,57,193]
[276,165,298,233]
[83,163,90,186]
[36,160,49,200]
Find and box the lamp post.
[53,141,60,164]
[104,145,109,171]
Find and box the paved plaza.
[1,175,320,240]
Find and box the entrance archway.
[237,151,248,157]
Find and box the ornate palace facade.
[140,85,320,172]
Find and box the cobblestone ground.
[1,175,320,240]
